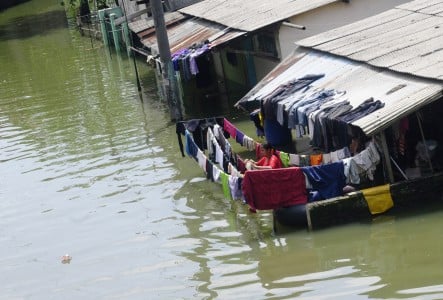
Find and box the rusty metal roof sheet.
[140,17,246,54]
[128,11,186,34]
[297,0,443,81]
[236,50,443,136]
[179,0,338,32]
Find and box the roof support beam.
[282,21,306,30]
[379,131,395,183]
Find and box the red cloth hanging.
[242,167,308,210]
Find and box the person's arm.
[251,157,271,170]
[252,164,272,170]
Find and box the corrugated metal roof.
[140,18,246,54]
[128,11,186,34]
[236,50,443,136]
[297,0,443,81]
[179,0,338,32]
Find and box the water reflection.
[0,10,68,40]
[172,161,443,298]
[3,1,443,298]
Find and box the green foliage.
[61,0,110,18]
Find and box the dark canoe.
[273,173,443,232]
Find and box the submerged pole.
[98,9,109,47]
[120,0,142,92]
[150,0,182,121]
[109,13,121,53]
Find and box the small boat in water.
[176,49,443,232]
[176,107,443,232]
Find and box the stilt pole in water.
[151,0,182,121]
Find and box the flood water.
[2,1,443,299]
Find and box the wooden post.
[109,13,121,53]
[379,131,395,183]
[98,10,109,47]
[416,112,434,173]
[151,0,182,121]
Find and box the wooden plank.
[390,173,443,210]
[306,193,371,230]
[305,173,443,231]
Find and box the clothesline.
[172,43,211,78]
[225,117,381,184]
[182,118,382,212]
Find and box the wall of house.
[279,0,411,59]
[219,48,252,104]
[165,0,203,10]
[254,0,410,83]
[253,56,281,83]
[117,0,141,16]
[118,0,202,16]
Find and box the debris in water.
[61,254,72,264]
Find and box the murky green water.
[2,1,443,299]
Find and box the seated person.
[245,143,282,170]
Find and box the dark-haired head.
[262,142,274,150]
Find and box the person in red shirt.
[247,143,282,170]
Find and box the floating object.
[61,254,72,264]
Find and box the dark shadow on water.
[0,9,68,40]
[0,0,31,11]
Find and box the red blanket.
[242,167,307,210]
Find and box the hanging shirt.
[215,143,224,170]
[310,153,323,166]
[302,162,346,200]
[229,175,243,200]
[212,165,221,182]
[220,172,231,200]
[196,149,207,173]
[223,118,237,139]
[279,151,290,167]
[235,129,245,146]
[289,153,300,166]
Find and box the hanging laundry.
[196,149,207,173]
[351,141,380,181]
[242,167,308,210]
[289,153,300,166]
[310,153,323,166]
[220,172,231,200]
[361,184,393,214]
[228,175,243,200]
[212,164,221,182]
[302,162,346,200]
[223,118,237,139]
[171,44,211,77]
[279,151,290,167]
[185,130,198,159]
[235,129,244,146]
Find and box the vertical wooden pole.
[151,0,182,121]
[416,112,434,173]
[109,13,121,53]
[98,10,109,47]
[379,131,395,183]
